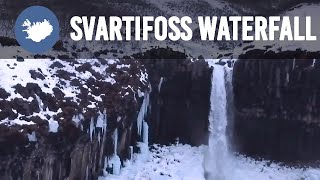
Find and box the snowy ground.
[100,144,320,180]
[101,144,206,180]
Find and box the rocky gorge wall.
[0,59,150,180]
[233,58,320,163]
[145,59,211,146]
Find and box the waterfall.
[205,64,233,180]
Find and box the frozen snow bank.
[100,143,320,180]
[100,144,206,180]
[233,155,320,180]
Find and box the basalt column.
[233,59,320,162]
[143,58,212,146]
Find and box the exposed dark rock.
[0,36,19,46]
[0,88,10,99]
[137,49,211,146]
[49,61,65,69]
[0,59,149,180]
[233,59,320,162]
[53,41,68,52]
[29,70,45,80]
[16,56,24,62]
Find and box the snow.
[0,118,36,126]
[0,58,148,136]
[89,117,95,141]
[100,144,206,180]
[48,119,59,132]
[27,131,37,142]
[232,155,320,180]
[99,143,320,180]
[158,77,164,92]
[116,64,131,69]
[113,128,118,153]
[140,72,148,83]
[108,154,122,175]
[235,4,320,57]
[96,110,107,133]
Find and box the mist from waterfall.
[205,64,233,180]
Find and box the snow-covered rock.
[0,58,150,180]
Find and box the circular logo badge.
[15,6,60,54]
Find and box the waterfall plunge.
[205,64,233,180]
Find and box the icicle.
[104,128,121,176]
[113,128,118,153]
[89,117,95,142]
[103,109,107,133]
[137,93,149,136]
[97,131,101,144]
[85,165,89,180]
[143,121,149,145]
[35,94,43,111]
[103,157,108,176]
[312,59,316,67]
[292,58,296,70]
[96,112,104,128]
[129,146,133,160]
[95,110,108,134]
[158,77,164,92]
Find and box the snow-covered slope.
[0,59,148,131]
[0,58,150,179]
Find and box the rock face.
[134,49,212,146]
[147,59,211,146]
[0,59,149,179]
[233,58,320,162]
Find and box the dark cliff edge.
[234,50,320,163]
[135,49,212,146]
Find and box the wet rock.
[138,50,211,146]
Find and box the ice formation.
[205,64,233,180]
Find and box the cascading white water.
[205,64,233,180]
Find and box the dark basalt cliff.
[133,49,212,146]
[0,45,214,180]
[233,58,320,163]
[0,59,149,180]
[147,59,211,146]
